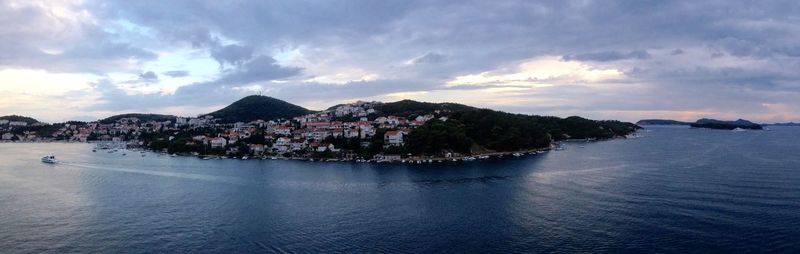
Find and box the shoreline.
[9,135,637,164]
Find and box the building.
[8,121,27,127]
[210,137,227,148]
[384,130,406,147]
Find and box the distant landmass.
[690,118,763,130]
[204,95,313,123]
[766,122,800,126]
[637,118,764,130]
[636,119,691,125]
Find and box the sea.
[1,126,799,253]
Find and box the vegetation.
[0,115,40,124]
[373,100,476,117]
[205,95,312,123]
[404,108,640,156]
[99,113,177,124]
[405,119,472,155]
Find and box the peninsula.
[2,96,640,161]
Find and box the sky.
[1,0,799,123]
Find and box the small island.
[689,118,763,130]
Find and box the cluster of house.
[181,102,448,156]
[1,119,45,142]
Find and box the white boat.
[732,127,746,132]
[41,155,58,164]
[512,152,523,157]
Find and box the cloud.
[4,1,800,122]
[0,1,157,73]
[139,71,158,81]
[210,43,255,67]
[162,70,189,77]
[562,50,651,62]
[410,52,447,64]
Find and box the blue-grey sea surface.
[1,126,799,253]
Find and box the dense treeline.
[405,119,472,155]
[405,109,640,156]
[373,100,476,117]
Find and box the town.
[1,102,495,162]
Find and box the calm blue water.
[1,126,799,253]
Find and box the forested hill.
[205,95,313,123]
[404,107,641,155]
[0,115,41,124]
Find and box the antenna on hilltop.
[257,89,262,96]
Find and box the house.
[250,144,264,155]
[8,121,27,127]
[275,137,291,147]
[384,130,406,146]
[2,133,13,140]
[192,135,207,142]
[415,114,434,122]
[274,126,292,136]
[290,139,307,151]
[210,137,227,148]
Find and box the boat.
[512,152,523,157]
[241,156,249,160]
[41,155,58,164]
[732,127,747,132]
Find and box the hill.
[405,108,641,155]
[99,113,177,124]
[0,115,41,124]
[690,118,763,130]
[205,95,312,123]
[636,119,691,125]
